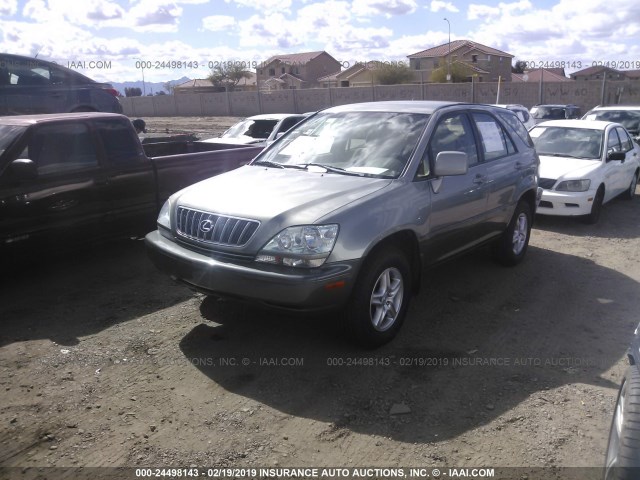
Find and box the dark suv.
[0,54,122,115]
[530,104,582,124]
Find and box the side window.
[497,111,534,147]
[95,119,143,164]
[21,123,98,175]
[472,112,516,161]
[422,112,479,177]
[616,127,633,152]
[1,58,52,86]
[607,129,621,154]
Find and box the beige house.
[408,39,513,83]
[256,51,341,90]
[318,62,383,88]
[173,73,257,93]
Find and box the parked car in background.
[604,322,640,479]
[494,104,535,129]
[530,120,640,224]
[146,101,539,347]
[0,53,122,115]
[530,104,582,124]
[202,113,309,146]
[0,113,261,254]
[583,106,640,143]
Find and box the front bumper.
[536,189,596,216]
[145,230,360,311]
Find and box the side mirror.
[9,158,38,181]
[607,151,625,162]
[433,151,468,177]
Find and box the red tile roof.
[262,51,329,66]
[408,39,513,59]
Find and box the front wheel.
[492,201,532,266]
[622,171,638,200]
[345,247,411,348]
[583,186,604,224]
[604,367,640,479]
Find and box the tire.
[604,366,640,480]
[492,200,532,266]
[622,171,638,200]
[583,186,604,224]
[344,247,411,348]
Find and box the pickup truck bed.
[0,112,262,253]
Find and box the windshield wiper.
[253,160,285,169]
[295,163,364,176]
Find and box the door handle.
[49,198,78,211]
[473,174,486,184]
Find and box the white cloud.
[430,1,459,13]
[0,0,17,15]
[352,0,418,17]
[224,0,292,13]
[202,15,236,31]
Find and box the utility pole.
[444,18,451,82]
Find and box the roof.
[174,79,213,89]
[569,65,624,77]
[323,100,484,115]
[531,119,614,130]
[512,68,570,82]
[587,105,640,112]
[0,112,125,126]
[245,113,305,121]
[408,39,513,59]
[261,50,328,66]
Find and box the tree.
[430,59,470,83]
[512,60,527,74]
[373,62,415,85]
[163,81,175,95]
[124,87,142,97]
[207,63,252,91]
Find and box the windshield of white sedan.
[255,112,430,178]
[588,110,640,133]
[530,126,603,159]
[222,119,278,139]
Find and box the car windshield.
[0,125,27,157]
[530,106,567,120]
[222,119,279,139]
[587,110,640,133]
[254,111,430,178]
[530,126,603,159]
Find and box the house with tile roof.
[318,61,388,88]
[512,68,570,83]
[256,51,341,90]
[570,66,640,81]
[407,39,513,83]
[173,73,257,93]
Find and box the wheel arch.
[360,230,421,294]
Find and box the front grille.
[539,178,557,190]
[176,207,259,247]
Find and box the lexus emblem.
[199,219,214,233]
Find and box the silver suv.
[146,101,540,347]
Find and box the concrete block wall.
[121,80,640,117]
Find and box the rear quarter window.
[496,110,534,148]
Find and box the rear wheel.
[345,247,411,348]
[492,200,532,266]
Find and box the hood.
[538,156,601,181]
[175,165,392,226]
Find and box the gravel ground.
[1,116,639,480]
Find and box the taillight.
[104,88,119,97]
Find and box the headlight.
[157,199,171,230]
[555,179,590,192]
[255,224,339,268]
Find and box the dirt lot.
[1,116,640,479]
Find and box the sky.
[1,0,639,84]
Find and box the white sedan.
[201,113,308,146]
[530,120,640,224]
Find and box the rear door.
[92,118,157,235]
[0,120,109,248]
[615,126,639,192]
